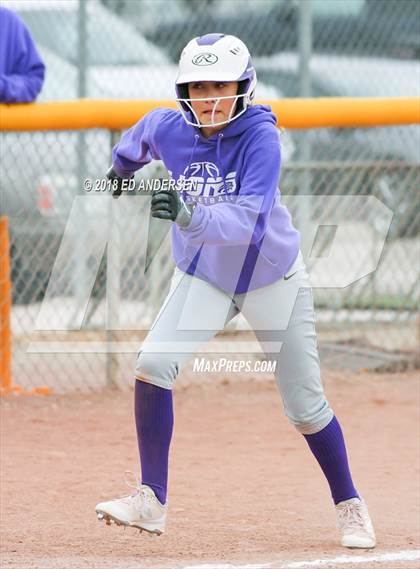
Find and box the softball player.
[95,34,375,549]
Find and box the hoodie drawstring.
[216,132,226,193]
[188,134,200,169]
[183,134,199,199]
[184,132,226,196]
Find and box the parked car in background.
[5,0,167,66]
[0,5,282,303]
[254,52,420,237]
[255,52,420,163]
[129,0,419,62]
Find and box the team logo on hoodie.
[175,161,236,198]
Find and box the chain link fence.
[1,0,419,392]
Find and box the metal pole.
[297,0,313,262]
[77,0,87,98]
[73,0,88,320]
[106,130,121,388]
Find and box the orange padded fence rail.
[0,216,12,392]
[0,98,419,131]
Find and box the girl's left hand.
[151,189,196,228]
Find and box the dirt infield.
[1,368,419,569]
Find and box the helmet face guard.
[175,91,250,128]
[175,34,257,128]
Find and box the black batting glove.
[151,189,196,228]
[106,165,133,199]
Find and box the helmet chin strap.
[176,93,249,128]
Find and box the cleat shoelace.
[337,503,366,533]
[111,470,144,503]
[111,470,158,515]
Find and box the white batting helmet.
[175,33,257,128]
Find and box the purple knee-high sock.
[303,416,359,505]
[134,380,173,505]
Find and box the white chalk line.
[183,549,420,569]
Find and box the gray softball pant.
[135,250,334,435]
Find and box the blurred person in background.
[0,6,45,103]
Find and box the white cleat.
[336,497,376,549]
[95,483,167,536]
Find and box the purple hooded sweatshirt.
[112,105,300,294]
[0,7,45,103]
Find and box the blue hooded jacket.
[0,7,45,103]
[113,105,300,294]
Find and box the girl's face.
[187,81,239,135]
